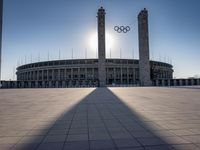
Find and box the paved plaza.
[0,87,200,150]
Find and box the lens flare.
[89,32,114,50]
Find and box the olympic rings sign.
[114,26,130,33]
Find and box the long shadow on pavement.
[9,88,194,150]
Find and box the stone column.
[27,72,29,80]
[21,81,24,88]
[65,68,67,80]
[92,68,94,80]
[156,80,159,86]
[47,69,49,81]
[197,79,200,85]
[97,7,106,87]
[35,81,38,88]
[179,79,183,86]
[168,79,170,86]
[58,69,61,80]
[29,72,31,81]
[185,79,188,86]
[71,68,73,80]
[52,70,54,81]
[23,72,25,80]
[1,81,5,88]
[37,70,39,81]
[42,70,44,81]
[33,71,35,80]
[114,68,116,84]
[191,79,194,86]
[127,67,129,85]
[120,66,123,84]
[7,81,11,88]
[174,80,177,86]
[84,68,87,86]
[31,71,33,80]
[78,68,80,81]
[138,8,151,86]
[55,81,58,88]
[23,73,25,81]
[133,68,135,85]
[28,81,31,88]
[49,81,52,88]
[162,80,165,86]
[0,0,3,81]
[62,81,65,88]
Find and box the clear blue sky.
[2,0,200,80]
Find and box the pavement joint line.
[7,122,37,150]
[34,89,81,150]
[86,101,91,150]
[94,101,119,150]
[103,90,146,149]
[61,102,80,150]
[33,111,65,150]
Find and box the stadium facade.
[16,59,173,87]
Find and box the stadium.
[14,7,173,88]
[16,59,173,87]
[5,7,194,88]
[1,7,200,88]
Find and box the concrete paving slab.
[0,87,200,150]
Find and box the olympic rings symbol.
[114,26,131,33]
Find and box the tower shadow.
[9,88,193,150]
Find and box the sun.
[89,32,114,50]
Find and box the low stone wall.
[153,78,200,86]
[0,80,98,88]
[1,78,200,88]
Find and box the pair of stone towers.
[97,7,151,87]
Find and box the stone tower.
[97,7,106,87]
[138,8,151,86]
[0,0,2,81]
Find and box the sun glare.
[89,32,114,50]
